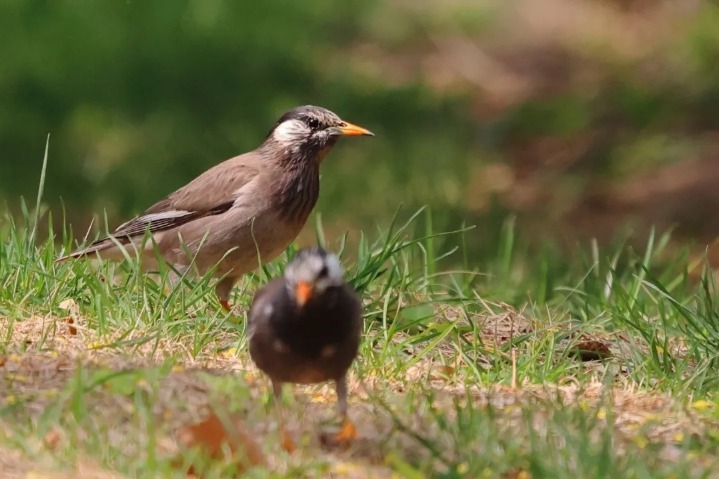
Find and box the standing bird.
[248,247,362,450]
[56,106,373,311]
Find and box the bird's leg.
[215,276,236,313]
[331,375,356,444]
[273,381,295,453]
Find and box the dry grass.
[2,307,717,478]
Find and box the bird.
[247,247,362,451]
[56,105,373,311]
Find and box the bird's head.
[284,247,345,308]
[265,105,373,160]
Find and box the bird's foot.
[321,417,356,448]
[334,418,357,443]
[219,299,232,312]
[280,425,296,453]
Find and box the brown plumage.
[57,106,373,310]
[248,247,362,449]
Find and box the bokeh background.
[2,0,719,262]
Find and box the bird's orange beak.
[295,281,313,307]
[331,121,374,137]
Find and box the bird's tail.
[55,238,117,263]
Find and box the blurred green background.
[2,0,719,260]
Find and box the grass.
[2,183,719,477]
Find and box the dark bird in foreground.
[57,106,373,311]
[248,247,362,450]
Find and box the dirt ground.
[1,313,715,478]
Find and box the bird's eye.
[318,265,328,278]
[306,117,320,130]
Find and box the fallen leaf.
[220,348,238,359]
[59,298,81,336]
[692,399,713,411]
[66,317,78,336]
[176,409,266,476]
[433,365,455,379]
[568,340,612,361]
[43,429,61,450]
[504,468,532,479]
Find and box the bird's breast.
[272,165,320,225]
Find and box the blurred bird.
[247,247,362,450]
[57,106,373,310]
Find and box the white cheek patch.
[325,254,344,282]
[314,277,333,293]
[273,119,310,146]
[285,252,346,294]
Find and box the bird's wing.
[113,156,261,238]
[58,154,261,259]
[247,278,286,335]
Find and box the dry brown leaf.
[504,468,532,479]
[569,340,612,362]
[433,365,455,379]
[66,317,78,336]
[43,429,62,450]
[59,298,81,336]
[176,409,266,476]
